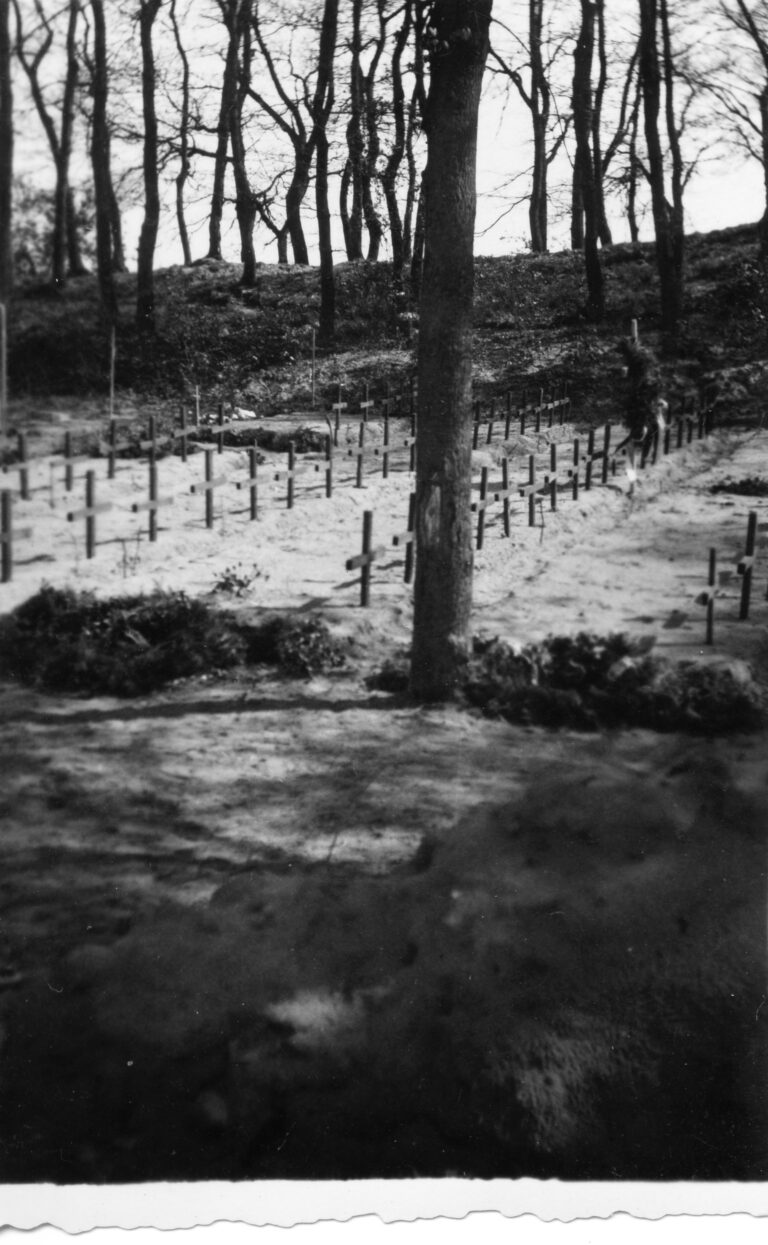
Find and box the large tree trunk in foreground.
[410,0,492,701]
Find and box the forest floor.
[0,392,767,1182]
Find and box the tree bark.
[592,0,612,245]
[572,0,604,318]
[381,0,413,280]
[638,0,681,334]
[410,0,492,702]
[136,0,162,332]
[170,0,192,265]
[208,2,239,261]
[0,0,12,305]
[229,1,259,286]
[89,0,116,324]
[312,0,338,344]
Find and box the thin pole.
[311,328,316,408]
[109,327,116,420]
[0,302,7,438]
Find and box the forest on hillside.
[1,0,768,347]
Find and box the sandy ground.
[0,413,767,1182]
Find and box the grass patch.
[0,587,348,696]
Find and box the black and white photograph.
[0,0,766,1224]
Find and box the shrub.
[0,589,349,695]
[245,614,348,677]
[0,586,246,696]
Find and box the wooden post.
[331,386,347,447]
[381,415,390,479]
[476,466,489,550]
[472,400,481,450]
[403,491,415,583]
[738,511,758,621]
[359,382,374,423]
[108,420,118,479]
[109,327,116,420]
[236,447,259,519]
[528,455,536,527]
[585,428,595,490]
[131,460,172,542]
[67,469,112,558]
[178,403,188,463]
[601,425,611,485]
[505,391,512,439]
[17,432,29,501]
[190,448,225,529]
[706,547,716,645]
[571,438,580,501]
[392,492,417,584]
[344,509,386,607]
[323,435,333,497]
[501,457,510,536]
[287,441,296,508]
[630,318,638,341]
[355,422,365,489]
[1,490,32,583]
[64,431,74,492]
[486,399,495,446]
[216,403,226,454]
[194,385,200,426]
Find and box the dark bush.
[0,585,246,696]
[0,589,348,695]
[245,614,348,677]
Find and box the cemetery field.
[0,409,767,1183]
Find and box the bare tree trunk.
[66,186,88,274]
[170,0,192,265]
[343,0,364,260]
[90,0,116,324]
[285,154,311,264]
[209,3,239,261]
[410,176,425,296]
[659,0,684,293]
[136,0,162,332]
[381,0,413,280]
[570,147,584,250]
[410,0,492,702]
[529,0,550,252]
[12,0,80,288]
[0,0,12,305]
[229,2,259,286]
[572,0,604,318]
[592,0,612,245]
[639,0,681,334]
[108,182,127,273]
[312,0,338,344]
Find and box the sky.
[11,0,767,272]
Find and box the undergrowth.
[368,631,763,732]
[0,587,347,695]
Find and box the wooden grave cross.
[737,511,758,620]
[1,489,33,583]
[106,416,136,479]
[358,383,375,423]
[131,461,174,542]
[694,548,718,645]
[67,469,112,558]
[273,441,298,508]
[391,492,416,583]
[236,447,260,519]
[191,447,227,528]
[311,435,334,498]
[346,511,387,607]
[331,388,347,446]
